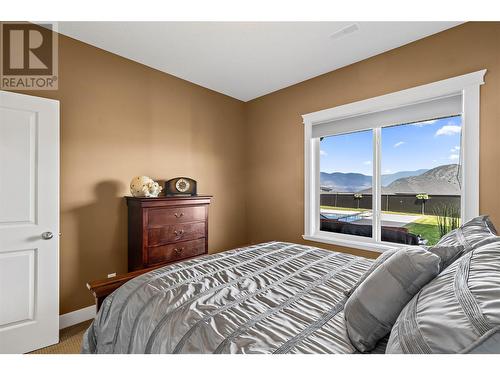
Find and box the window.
[320,115,462,247]
[320,130,373,239]
[303,70,485,252]
[380,116,462,246]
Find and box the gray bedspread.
[82,241,378,354]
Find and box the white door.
[0,90,59,353]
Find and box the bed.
[83,216,500,354]
[82,241,387,354]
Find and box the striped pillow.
[386,237,500,353]
[436,215,497,250]
[461,327,500,354]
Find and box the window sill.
[302,234,397,253]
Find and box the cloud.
[320,150,327,156]
[363,160,372,165]
[448,146,460,161]
[384,169,392,174]
[393,141,405,148]
[436,125,461,136]
[413,119,438,127]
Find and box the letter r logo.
[1,23,53,76]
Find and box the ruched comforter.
[82,241,381,354]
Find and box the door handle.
[41,231,54,240]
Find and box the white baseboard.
[59,305,96,330]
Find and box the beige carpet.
[29,320,93,354]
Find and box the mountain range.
[320,164,460,195]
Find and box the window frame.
[302,70,486,253]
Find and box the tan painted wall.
[16,34,248,314]
[245,22,500,259]
[9,22,500,314]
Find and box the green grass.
[403,216,441,246]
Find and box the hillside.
[320,172,371,193]
[320,165,460,195]
[320,168,428,193]
[381,169,428,186]
[360,164,460,195]
[380,164,460,195]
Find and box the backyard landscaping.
[320,205,457,246]
[403,215,441,246]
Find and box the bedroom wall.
[15,34,248,314]
[8,22,500,315]
[244,22,500,259]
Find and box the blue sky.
[320,115,462,175]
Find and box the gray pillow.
[460,327,500,354]
[427,244,465,271]
[344,247,399,297]
[344,246,440,352]
[386,237,500,353]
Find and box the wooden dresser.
[126,195,211,271]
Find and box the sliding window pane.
[319,130,373,239]
[380,115,462,246]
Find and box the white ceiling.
[57,22,462,102]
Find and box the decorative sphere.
[130,176,162,198]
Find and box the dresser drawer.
[148,221,206,246]
[148,206,206,226]
[147,238,206,265]
[127,196,211,272]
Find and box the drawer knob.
[174,247,184,254]
[174,212,184,218]
[174,229,184,236]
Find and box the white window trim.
[302,70,486,253]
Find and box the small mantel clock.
[165,177,197,196]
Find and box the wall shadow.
[70,180,128,307]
